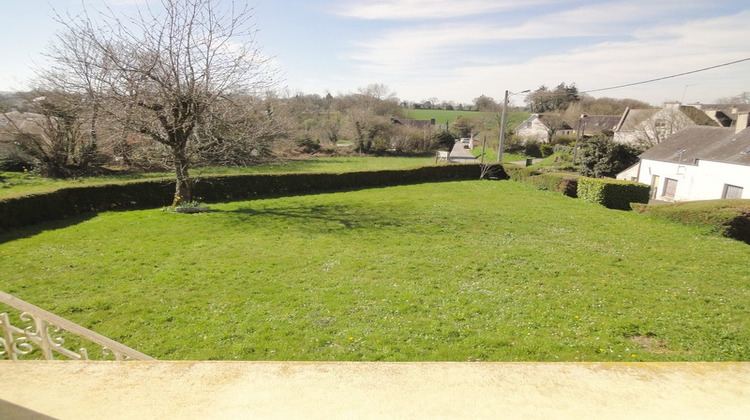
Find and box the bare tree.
[45,0,275,205]
[4,92,101,177]
[715,92,750,105]
[632,107,693,148]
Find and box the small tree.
[451,116,474,138]
[578,134,641,178]
[433,131,455,152]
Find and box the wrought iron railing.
[0,291,154,361]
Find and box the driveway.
[448,143,476,163]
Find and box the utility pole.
[497,89,529,163]
[498,90,509,163]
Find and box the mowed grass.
[0,156,435,198]
[1,181,749,361]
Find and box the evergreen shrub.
[577,177,650,210]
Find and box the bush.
[524,141,542,158]
[578,135,640,178]
[577,177,650,210]
[296,136,321,154]
[504,164,577,198]
[552,135,576,146]
[539,143,555,158]
[0,150,34,172]
[553,145,574,155]
[527,173,578,197]
[634,200,750,244]
[503,164,540,183]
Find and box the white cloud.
[334,1,749,104]
[336,0,556,20]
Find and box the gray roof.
[516,114,573,131]
[614,108,658,131]
[639,126,750,166]
[579,115,621,134]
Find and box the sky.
[1,0,749,107]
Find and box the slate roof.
[536,114,573,130]
[614,108,658,131]
[614,106,719,132]
[0,111,46,142]
[679,106,720,126]
[639,126,750,166]
[579,115,621,134]
[516,114,573,131]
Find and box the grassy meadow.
[1,180,748,361]
[405,108,531,130]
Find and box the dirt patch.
[631,335,670,354]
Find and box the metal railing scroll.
[0,291,154,361]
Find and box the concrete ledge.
[1,362,749,419]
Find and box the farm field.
[405,108,531,129]
[1,180,748,361]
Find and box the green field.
[405,108,530,130]
[2,181,748,361]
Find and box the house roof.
[614,108,658,131]
[679,106,720,126]
[639,126,750,166]
[516,114,572,131]
[0,111,46,141]
[579,115,621,134]
[614,105,720,132]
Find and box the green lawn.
[2,181,748,361]
[406,109,492,122]
[0,156,435,198]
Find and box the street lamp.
[498,89,530,162]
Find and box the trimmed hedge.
[0,164,491,232]
[504,164,578,198]
[526,173,579,198]
[633,200,750,244]
[577,177,650,210]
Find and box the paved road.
[448,142,476,163]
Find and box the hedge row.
[633,199,750,244]
[577,177,650,210]
[0,164,490,232]
[505,163,651,209]
[504,165,578,198]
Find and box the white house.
[515,114,573,143]
[613,103,721,147]
[617,113,750,202]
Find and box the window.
[662,178,678,199]
[722,184,744,199]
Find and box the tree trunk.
[172,146,192,206]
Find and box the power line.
[582,57,750,94]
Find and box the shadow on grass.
[0,212,98,244]
[214,202,410,233]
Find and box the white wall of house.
[516,117,550,143]
[637,158,750,201]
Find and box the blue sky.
[2,0,749,106]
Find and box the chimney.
[736,112,750,134]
